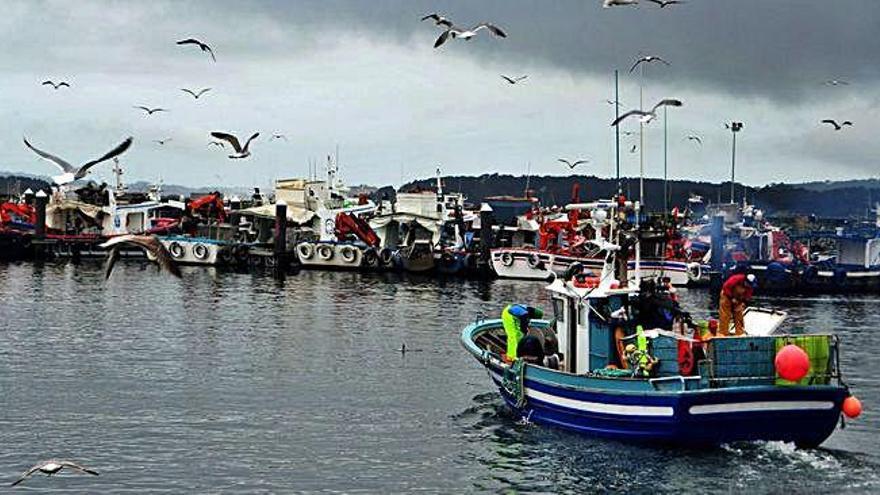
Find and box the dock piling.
[274,199,288,277]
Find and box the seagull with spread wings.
[270,134,288,141]
[420,13,453,28]
[11,460,99,487]
[630,55,671,73]
[685,134,702,145]
[42,80,70,90]
[821,119,853,131]
[101,234,182,280]
[647,0,685,7]
[603,0,639,7]
[134,105,167,115]
[154,138,172,145]
[176,38,215,61]
[210,131,259,159]
[181,87,211,99]
[824,79,849,86]
[434,22,507,48]
[611,99,683,126]
[558,158,589,169]
[501,74,528,85]
[23,136,133,185]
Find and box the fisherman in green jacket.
[501,304,544,362]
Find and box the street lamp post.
[728,121,743,203]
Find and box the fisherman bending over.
[718,273,757,337]
[501,304,544,362]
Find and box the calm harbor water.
[0,260,878,493]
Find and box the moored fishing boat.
[462,200,861,447]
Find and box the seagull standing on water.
[41,80,70,90]
[611,98,683,126]
[23,136,133,185]
[558,158,589,169]
[434,22,507,49]
[176,38,215,61]
[11,460,99,486]
[101,234,182,280]
[210,131,260,159]
[821,119,853,131]
[630,55,671,73]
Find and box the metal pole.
[274,200,288,277]
[663,105,668,213]
[730,131,736,203]
[639,63,645,206]
[615,70,620,185]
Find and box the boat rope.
[501,359,527,409]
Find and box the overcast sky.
[1,0,878,189]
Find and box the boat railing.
[694,333,842,388]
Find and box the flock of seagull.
[27,36,281,194]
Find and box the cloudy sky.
[1,0,878,189]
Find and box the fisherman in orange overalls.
[718,273,757,337]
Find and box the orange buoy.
[775,344,811,381]
[842,396,862,419]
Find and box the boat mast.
[615,70,621,191]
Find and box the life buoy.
[379,248,394,266]
[297,243,314,260]
[363,248,379,267]
[527,253,542,269]
[192,243,209,260]
[678,340,695,375]
[340,245,357,263]
[687,262,702,282]
[500,252,514,267]
[168,241,185,259]
[317,244,334,261]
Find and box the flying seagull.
[134,106,167,115]
[270,134,288,141]
[208,141,225,148]
[821,119,853,131]
[603,0,639,8]
[824,79,849,86]
[420,13,453,28]
[154,138,172,145]
[181,87,211,99]
[685,135,702,145]
[622,130,637,137]
[630,144,638,153]
[606,99,626,107]
[100,234,182,280]
[434,23,507,49]
[41,80,70,90]
[210,131,259,159]
[611,99,683,126]
[647,0,685,7]
[558,158,589,169]
[630,55,671,73]
[501,74,528,85]
[11,460,99,487]
[23,136,133,185]
[176,38,215,61]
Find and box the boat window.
[552,297,565,324]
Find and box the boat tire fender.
[527,253,543,269]
[297,243,314,260]
[379,248,394,266]
[192,243,209,260]
[168,241,185,260]
[500,252,514,267]
[317,244,334,261]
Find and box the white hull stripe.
[525,389,674,417]
[689,401,835,415]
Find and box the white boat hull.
[161,238,225,266]
[296,242,376,270]
[490,248,697,286]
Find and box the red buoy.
[842,396,862,419]
[775,344,810,381]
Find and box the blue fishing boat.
[461,200,860,447]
